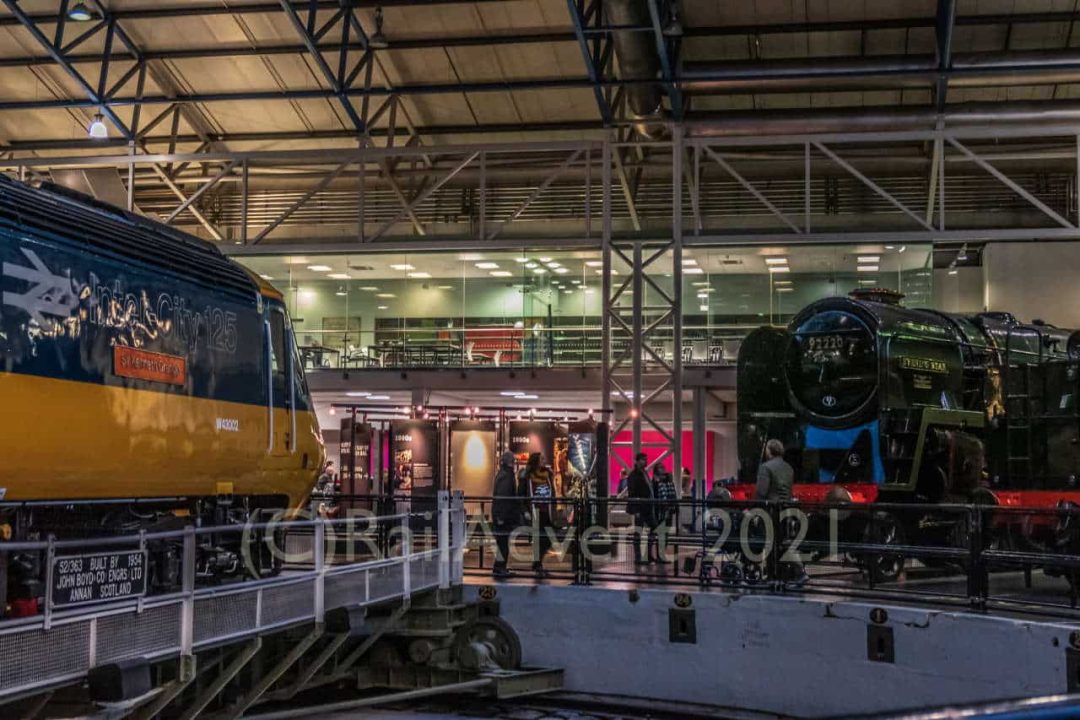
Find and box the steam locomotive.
[736,288,1080,573]
[0,175,323,609]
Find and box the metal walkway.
[0,493,467,706]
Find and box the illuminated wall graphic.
[450,420,496,510]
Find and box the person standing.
[651,465,678,563]
[521,452,555,576]
[755,439,806,585]
[755,439,793,502]
[491,450,522,579]
[625,453,654,565]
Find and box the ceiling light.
[346,391,371,397]
[490,270,512,277]
[68,2,94,21]
[857,256,880,263]
[683,259,698,266]
[408,271,431,278]
[327,273,351,280]
[514,256,529,263]
[377,305,389,310]
[389,263,414,271]
[335,291,347,296]
[764,257,788,265]
[517,394,539,400]
[307,265,332,272]
[369,6,389,49]
[564,289,574,294]
[699,304,708,312]
[697,293,709,299]
[367,394,390,400]
[776,288,794,293]
[259,274,274,280]
[585,260,603,267]
[437,285,454,289]
[500,391,525,396]
[885,245,895,250]
[459,253,483,261]
[898,245,907,253]
[684,267,704,275]
[857,265,879,272]
[376,293,395,298]
[533,268,547,274]
[956,244,969,261]
[773,280,792,286]
[360,286,378,291]
[87,113,108,139]
[859,279,877,285]
[768,266,790,273]
[539,257,552,262]
[948,268,958,275]
[525,262,538,269]
[476,262,499,269]
[571,279,581,284]
[692,281,708,287]
[546,261,561,268]
[699,287,715,292]
[554,267,569,274]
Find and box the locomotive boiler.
[0,175,323,607]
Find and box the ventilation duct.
[605,0,664,137]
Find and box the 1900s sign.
[50,550,148,607]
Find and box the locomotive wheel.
[452,616,522,671]
[861,512,905,583]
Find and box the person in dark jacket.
[521,452,555,575]
[625,452,653,565]
[755,439,794,502]
[491,450,521,579]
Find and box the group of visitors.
[491,450,557,579]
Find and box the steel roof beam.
[934,0,957,112]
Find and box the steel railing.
[0,492,466,701]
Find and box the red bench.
[461,327,524,366]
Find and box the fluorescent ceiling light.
[774,280,792,286]
[683,259,698,266]
[514,257,529,263]
[459,253,483,261]
[684,267,704,275]
[360,286,378,291]
[859,279,877,285]
[376,293,395,298]
[476,262,499,269]
[500,391,525,396]
[857,256,880,263]
[697,293,709,299]
[327,273,351,280]
[948,268,958,275]
[259,274,274,280]
[517,394,539,400]
[389,263,414,271]
[307,265,332,272]
[554,267,569,274]
[885,245,895,249]
[490,271,512,277]
[408,271,431,278]
[764,257,788,265]
[768,266,790,273]
[437,285,454,290]
[692,281,708,287]
[367,394,390,400]
[857,265,879,272]
[585,260,603,267]
[564,289,574,294]
[571,279,581,284]
[335,291,347,296]
[532,268,547,274]
[898,245,907,253]
[546,261,561,268]
[377,305,389,310]
[539,257,552,262]
[525,262,538,269]
[776,288,794,293]
[346,391,371,397]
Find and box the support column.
[692,386,706,499]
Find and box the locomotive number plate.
[50,550,148,607]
